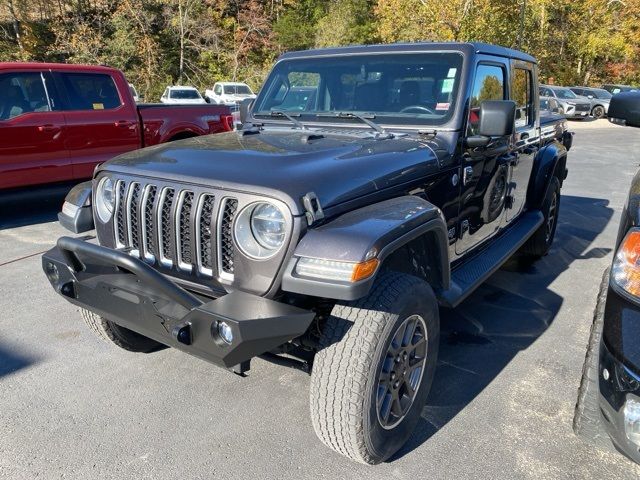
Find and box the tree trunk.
[7,0,24,54]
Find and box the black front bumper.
[43,237,315,371]
[599,284,640,464]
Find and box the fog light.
[217,321,233,344]
[45,262,59,284]
[624,398,640,446]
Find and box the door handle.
[114,120,134,128]
[38,124,60,132]
[463,166,474,186]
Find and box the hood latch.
[302,192,324,226]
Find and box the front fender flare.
[527,141,567,210]
[281,196,449,301]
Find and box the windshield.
[171,89,201,99]
[552,87,577,99]
[253,52,464,126]
[224,84,252,95]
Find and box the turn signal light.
[612,229,640,297]
[295,257,380,283]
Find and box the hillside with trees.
[1,0,638,101]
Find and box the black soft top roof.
[279,41,536,64]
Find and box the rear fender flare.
[281,196,450,301]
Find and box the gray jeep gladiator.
[43,42,572,464]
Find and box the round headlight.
[95,176,115,223]
[251,203,286,249]
[234,202,286,259]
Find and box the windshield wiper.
[316,112,392,138]
[269,110,308,130]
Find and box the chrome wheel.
[376,314,428,429]
[545,191,558,243]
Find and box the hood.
[100,129,442,216]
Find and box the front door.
[455,60,512,255]
[0,70,69,189]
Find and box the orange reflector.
[351,258,380,282]
[620,231,640,266]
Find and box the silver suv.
[540,85,592,119]
[570,86,612,119]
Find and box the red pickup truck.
[0,63,234,190]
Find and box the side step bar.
[441,211,544,308]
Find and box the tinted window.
[593,89,612,99]
[512,68,532,127]
[60,73,121,110]
[170,89,200,99]
[468,64,505,134]
[0,72,51,120]
[254,52,464,126]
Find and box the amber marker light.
[612,229,640,297]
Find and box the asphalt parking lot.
[2,119,640,479]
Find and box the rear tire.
[309,272,439,464]
[521,176,560,258]
[591,105,605,119]
[80,308,161,353]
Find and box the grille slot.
[219,198,238,277]
[127,182,142,255]
[176,191,195,270]
[112,179,238,281]
[196,194,215,276]
[115,180,127,248]
[141,185,157,261]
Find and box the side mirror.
[478,100,516,137]
[587,95,594,99]
[608,91,640,128]
[239,97,254,125]
[58,181,94,233]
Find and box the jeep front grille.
[114,180,238,280]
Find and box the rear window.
[59,73,121,110]
[224,85,252,95]
[170,89,201,99]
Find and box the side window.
[214,84,222,95]
[468,64,505,134]
[512,68,532,128]
[60,73,121,111]
[0,72,51,120]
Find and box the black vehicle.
[602,84,638,95]
[574,91,640,464]
[43,42,572,464]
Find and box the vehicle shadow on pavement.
[0,342,38,379]
[0,183,75,230]
[393,194,614,461]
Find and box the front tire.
[80,308,161,352]
[310,272,439,464]
[521,176,560,259]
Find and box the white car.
[160,86,207,105]
[128,83,140,103]
[204,82,256,106]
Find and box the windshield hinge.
[302,192,324,226]
[417,129,437,137]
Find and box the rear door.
[54,70,140,180]
[0,70,68,189]
[505,61,537,223]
